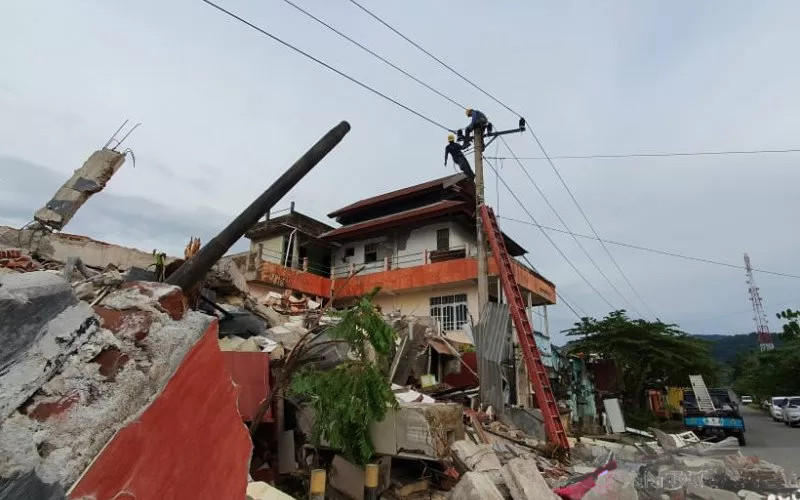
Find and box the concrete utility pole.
[474,127,489,312]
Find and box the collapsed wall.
[0,272,251,497]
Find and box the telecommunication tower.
[744,253,774,351]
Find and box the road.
[740,405,800,479]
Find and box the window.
[430,294,469,331]
[436,228,450,251]
[344,247,355,257]
[364,243,378,263]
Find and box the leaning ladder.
[689,375,716,413]
[479,205,570,451]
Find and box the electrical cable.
[522,127,658,319]
[279,0,465,110]
[483,157,617,310]
[485,148,800,161]
[521,255,585,320]
[499,136,643,317]
[346,0,520,117]
[497,215,800,280]
[343,0,656,316]
[200,0,453,132]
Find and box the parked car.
[770,396,790,421]
[740,395,753,405]
[781,397,800,427]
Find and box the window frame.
[436,228,450,251]
[364,242,378,263]
[430,293,469,331]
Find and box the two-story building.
[243,173,556,342]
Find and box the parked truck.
[681,388,746,446]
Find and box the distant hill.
[694,333,783,364]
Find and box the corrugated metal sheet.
[476,303,512,364]
[475,303,514,412]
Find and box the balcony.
[252,245,556,305]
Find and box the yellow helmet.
[465,108,473,117]
[447,133,455,142]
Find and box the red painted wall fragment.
[221,351,273,422]
[69,321,252,500]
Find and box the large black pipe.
[167,120,351,291]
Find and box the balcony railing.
[330,244,471,278]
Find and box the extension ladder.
[689,375,716,413]
[479,205,570,450]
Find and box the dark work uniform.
[445,142,475,178]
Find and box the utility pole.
[474,127,489,313]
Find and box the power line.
[498,135,643,317]
[346,0,520,117]
[523,128,659,319]
[200,0,452,132]
[343,1,655,317]
[483,157,617,310]
[522,255,585,320]
[497,215,800,280]
[279,0,464,109]
[486,148,800,161]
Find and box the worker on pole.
[444,133,475,178]
[464,108,490,140]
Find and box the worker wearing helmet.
[464,108,488,138]
[444,134,474,178]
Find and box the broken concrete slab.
[686,483,739,500]
[34,149,126,231]
[0,281,217,490]
[0,225,168,271]
[501,457,560,500]
[0,272,98,419]
[449,471,504,500]
[329,455,391,500]
[0,470,66,500]
[451,440,503,473]
[582,469,638,500]
[246,481,295,500]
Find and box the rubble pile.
[0,264,250,496]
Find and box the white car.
[741,395,753,405]
[782,397,800,427]
[770,396,790,421]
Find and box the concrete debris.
[582,469,638,500]
[0,248,38,272]
[0,272,98,419]
[1,225,169,271]
[501,457,560,500]
[247,481,296,500]
[328,455,391,500]
[449,471,504,500]
[0,277,217,490]
[34,149,126,231]
[686,483,740,500]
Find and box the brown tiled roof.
[327,173,467,219]
[320,199,471,241]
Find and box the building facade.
[242,174,556,343]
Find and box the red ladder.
[479,204,570,451]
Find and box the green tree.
[566,311,717,410]
[776,309,800,342]
[733,309,800,399]
[291,290,397,465]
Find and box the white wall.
[331,220,475,278]
[374,284,479,334]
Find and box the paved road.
[740,405,800,479]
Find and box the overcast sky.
[2,0,799,343]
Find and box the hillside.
[694,333,783,364]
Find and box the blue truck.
[682,389,746,446]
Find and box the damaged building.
[1,130,795,500]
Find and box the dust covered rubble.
[0,275,212,490]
